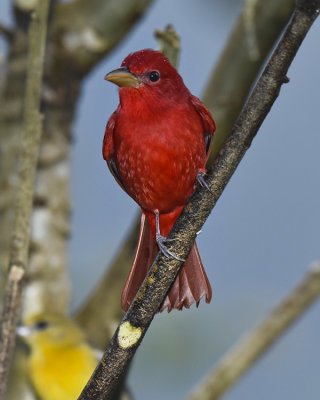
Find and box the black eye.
[34,321,49,331]
[149,71,160,82]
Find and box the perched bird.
[104,49,215,312]
[17,313,99,400]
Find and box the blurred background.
[1,1,319,399]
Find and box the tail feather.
[121,213,158,311]
[121,214,212,312]
[160,242,212,312]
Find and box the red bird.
[103,49,215,312]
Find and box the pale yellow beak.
[104,67,140,88]
[16,325,32,337]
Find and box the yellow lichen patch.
[150,264,158,273]
[118,321,142,349]
[146,275,155,285]
[136,285,146,300]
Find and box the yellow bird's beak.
[16,325,32,337]
[105,67,140,88]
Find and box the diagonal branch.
[77,0,320,398]
[186,263,320,400]
[0,0,51,397]
[0,23,13,41]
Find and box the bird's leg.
[196,168,212,193]
[155,211,185,261]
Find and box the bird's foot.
[197,169,212,193]
[155,210,185,261]
[156,232,185,262]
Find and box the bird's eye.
[149,71,160,82]
[34,321,49,331]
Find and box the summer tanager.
[103,49,215,312]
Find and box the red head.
[105,49,190,107]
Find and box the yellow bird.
[17,313,99,400]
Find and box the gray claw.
[156,233,185,262]
[197,171,212,193]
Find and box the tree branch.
[154,24,180,70]
[0,23,13,41]
[186,263,320,400]
[50,0,154,77]
[0,0,50,397]
[77,0,320,398]
[76,217,140,348]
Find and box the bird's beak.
[104,67,140,88]
[16,325,32,337]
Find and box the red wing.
[190,95,216,159]
[103,107,127,192]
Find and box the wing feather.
[190,95,215,159]
[103,107,127,192]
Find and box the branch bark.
[186,263,320,400]
[0,27,29,281]
[77,0,320,398]
[0,0,50,397]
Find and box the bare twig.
[77,1,320,398]
[0,0,50,397]
[0,23,13,41]
[186,263,320,400]
[154,24,181,69]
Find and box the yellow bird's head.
[17,313,86,351]
[17,313,99,400]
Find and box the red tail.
[121,214,212,312]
